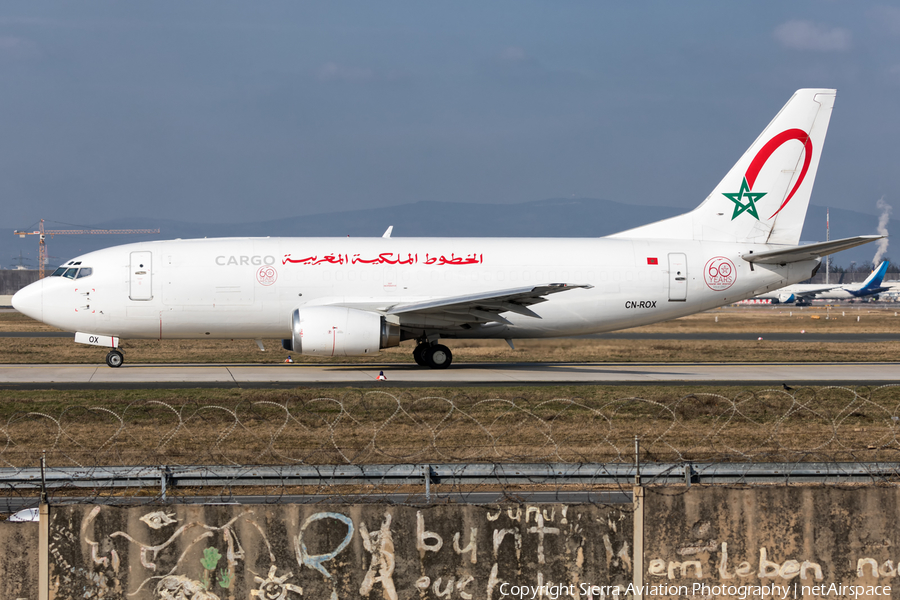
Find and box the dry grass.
[3,307,898,497]
[3,306,900,364]
[4,336,900,364]
[0,385,898,468]
[0,311,59,332]
[636,305,900,334]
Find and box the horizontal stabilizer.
[742,235,883,265]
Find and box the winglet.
[382,226,393,238]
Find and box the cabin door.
[668,253,687,302]
[130,251,153,301]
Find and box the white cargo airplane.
[12,89,881,368]
[754,260,890,304]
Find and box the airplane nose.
[11,279,43,322]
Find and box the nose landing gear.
[105,349,124,368]
[413,342,453,369]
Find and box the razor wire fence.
[2,385,900,508]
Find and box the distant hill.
[4,199,893,269]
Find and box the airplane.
[754,260,890,304]
[12,89,883,369]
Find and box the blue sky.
[2,1,899,229]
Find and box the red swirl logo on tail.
[746,128,812,220]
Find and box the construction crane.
[14,219,161,278]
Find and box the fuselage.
[768,284,884,301]
[12,236,818,341]
[755,278,888,303]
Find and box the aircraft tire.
[106,350,124,368]
[413,344,428,366]
[425,344,452,369]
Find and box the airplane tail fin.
[859,260,889,292]
[613,89,836,245]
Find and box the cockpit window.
[49,265,92,279]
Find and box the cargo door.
[668,253,687,302]
[130,251,153,301]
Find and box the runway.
[1,361,898,389]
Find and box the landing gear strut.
[413,342,453,369]
[105,349,124,368]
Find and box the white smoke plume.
[873,196,892,265]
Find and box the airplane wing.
[385,283,593,327]
[742,235,883,265]
[791,286,841,299]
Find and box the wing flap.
[387,283,592,326]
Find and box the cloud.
[497,46,542,68]
[0,36,38,59]
[316,62,409,85]
[868,6,900,36]
[499,46,528,62]
[773,20,851,51]
[318,62,376,83]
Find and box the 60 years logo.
[256,266,277,286]
[704,256,736,292]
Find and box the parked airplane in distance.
[12,89,882,368]
[754,261,890,304]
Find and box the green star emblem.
[722,177,767,221]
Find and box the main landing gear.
[105,349,124,368]
[413,342,453,369]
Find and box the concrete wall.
[643,487,899,599]
[8,488,898,598]
[0,520,39,599]
[47,503,632,600]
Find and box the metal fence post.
[39,502,49,600]
[39,450,50,600]
[632,485,644,600]
[423,464,431,502]
[634,436,641,486]
[40,451,47,506]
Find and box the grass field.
[2,306,899,478]
[2,305,900,364]
[0,384,897,469]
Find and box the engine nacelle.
[286,306,400,356]
[777,293,796,304]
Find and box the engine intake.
[286,307,400,356]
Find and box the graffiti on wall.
[643,488,900,599]
[48,503,633,600]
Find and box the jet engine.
[282,306,400,356]
[777,293,796,304]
